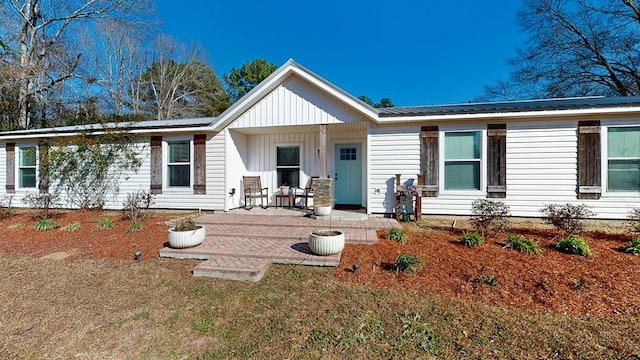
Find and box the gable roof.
[209,59,379,132]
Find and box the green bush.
[556,235,591,257]
[460,232,484,248]
[386,227,408,244]
[470,199,511,235]
[97,217,115,230]
[127,220,142,233]
[35,218,58,231]
[472,274,498,286]
[391,254,423,274]
[505,234,543,255]
[621,237,640,255]
[60,221,81,232]
[540,203,594,234]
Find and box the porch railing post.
[319,124,327,178]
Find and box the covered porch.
[225,122,368,210]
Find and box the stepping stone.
[193,256,270,282]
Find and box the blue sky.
[155,1,526,106]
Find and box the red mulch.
[2,210,639,316]
[335,226,640,317]
[0,210,173,261]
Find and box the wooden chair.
[243,176,268,209]
[294,176,319,209]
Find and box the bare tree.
[1,0,151,128]
[482,0,640,101]
[77,19,152,117]
[134,36,227,120]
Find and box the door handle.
[335,173,338,181]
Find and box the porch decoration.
[308,229,345,255]
[168,218,206,249]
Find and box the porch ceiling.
[230,122,367,135]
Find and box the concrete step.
[193,256,270,282]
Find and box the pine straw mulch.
[335,220,640,317]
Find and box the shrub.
[540,203,594,234]
[470,199,510,235]
[460,232,484,248]
[472,274,498,286]
[122,190,154,222]
[621,238,640,255]
[627,208,640,233]
[35,218,58,231]
[505,234,543,255]
[127,220,142,233]
[556,235,591,256]
[60,221,81,232]
[97,217,115,230]
[391,253,423,274]
[0,195,14,219]
[386,227,408,243]
[23,193,59,219]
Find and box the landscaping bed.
[336,219,640,317]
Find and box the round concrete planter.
[168,226,206,249]
[308,230,345,256]
[314,205,332,216]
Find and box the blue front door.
[334,143,362,205]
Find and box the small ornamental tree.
[47,129,143,209]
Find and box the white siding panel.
[231,76,363,129]
[368,125,421,214]
[0,143,5,197]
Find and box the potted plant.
[279,183,290,194]
[308,229,345,255]
[168,218,206,248]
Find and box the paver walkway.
[159,209,398,281]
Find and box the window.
[444,131,481,190]
[18,146,36,188]
[340,147,357,161]
[167,141,191,187]
[607,126,640,191]
[276,146,300,187]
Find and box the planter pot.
[308,230,345,256]
[168,225,206,249]
[279,185,290,194]
[314,205,332,216]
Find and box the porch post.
[319,124,327,178]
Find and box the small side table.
[275,193,293,209]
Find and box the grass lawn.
[1,252,639,359]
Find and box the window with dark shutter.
[577,120,601,199]
[487,124,506,198]
[150,136,162,194]
[420,126,439,197]
[38,141,49,194]
[5,143,15,194]
[193,134,206,195]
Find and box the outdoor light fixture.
[352,263,359,273]
[134,251,141,262]
[229,188,236,196]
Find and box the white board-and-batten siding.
[229,75,364,129]
[368,120,640,219]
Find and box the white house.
[1,59,639,219]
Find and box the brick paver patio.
[159,209,398,281]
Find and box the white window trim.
[163,135,193,193]
[16,144,38,190]
[439,127,487,196]
[275,143,303,188]
[601,123,640,197]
